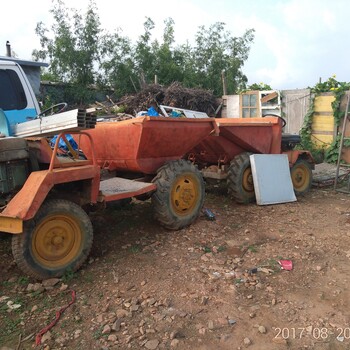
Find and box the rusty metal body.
[78,116,292,174]
[188,117,283,167]
[78,116,217,174]
[76,115,314,191]
[0,131,156,234]
[0,115,312,234]
[0,132,100,233]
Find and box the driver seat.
[281,134,301,151]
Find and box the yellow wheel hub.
[292,164,309,191]
[171,173,199,216]
[242,167,254,193]
[32,214,82,268]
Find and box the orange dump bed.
[189,117,283,165]
[78,116,216,174]
[76,116,282,174]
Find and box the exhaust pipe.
[6,41,11,57]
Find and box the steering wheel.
[262,113,286,128]
[38,103,68,117]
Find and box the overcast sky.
[2,0,349,90]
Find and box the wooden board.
[312,95,335,146]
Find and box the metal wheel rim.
[171,173,199,216]
[292,164,310,191]
[242,167,254,193]
[32,214,82,268]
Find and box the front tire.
[152,160,205,230]
[291,159,313,195]
[12,199,93,280]
[227,152,255,204]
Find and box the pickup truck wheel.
[291,159,313,195]
[152,160,205,230]
[12,199,93,280]
[227,152,255,204]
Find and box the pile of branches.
[119,82,220,116]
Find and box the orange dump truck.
[79,115,313,205]
[0,61,313,279]
[0,114,313,280]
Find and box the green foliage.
[0,316,21,337]
[111,105,126,114]
[40,95,54,111]
[310,75,350,126]
[300,75,350,164]
[324,137,340,163]
[99,31,135,96]
[134,17,157,84]
[33,1,255,102]
[33,0,104,103]
[188,23,255,95]
[129,244,141,254]
[17,276,29,285]
[248,245,257,253]
[203,246,212,253]
[311,75,339,93]
[40,69,58,82]
[311,75,349,94]
[299,96,316,151]
[62,268,75,282]
[153,18,186,86]
[298,94,326,163]
[244,82,273,91]
[93,326,103,339]
[324,135,350,163]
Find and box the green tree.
[32,0,104,103]
[99,31,136,96]
[188,23,254,95]
[246,82,273,91]
[154,18,185,85]
[33,2,255,101]
[134,17,158,86]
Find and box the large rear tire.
[291,159,313,195]
[152,160,205,230]
[227,152,255,204]
[12,199,93,280]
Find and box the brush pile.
[118,82,220,116]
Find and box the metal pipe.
[6,41,11,57]
[334,94,350,190]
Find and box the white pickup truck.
[0,60,41,133]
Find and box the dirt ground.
[1,179,350,350]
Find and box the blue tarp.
[147,106,159,116]
[50,134,78,151]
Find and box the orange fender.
[283,150,315,169]
[0,165,100,225]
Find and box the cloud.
[89,0,210,44]
[230,14,296,88]
[2,0,49,58]
[282,0,338,36]
[2,0,350,90]
[234,0,350,89]
[2,0,209,58]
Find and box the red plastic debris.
[278,260,293,271]
[35,290,76,346]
